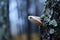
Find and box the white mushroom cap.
[28,16,42,26]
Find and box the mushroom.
[28,16,43,26]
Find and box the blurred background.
[0,0,46,40]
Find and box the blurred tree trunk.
[0,0,10,40]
